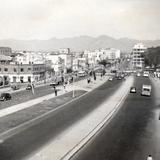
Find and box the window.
[0,68,1,72]
[28,68,31,71]
[4,68,8,72]
[20,68,24,72]
[14,68,17,72]
[20,76,24,83]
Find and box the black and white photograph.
[0,0,160,160]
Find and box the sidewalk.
[0,76,108,118]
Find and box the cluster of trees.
[143,46,160,68]
[98,59,111,67]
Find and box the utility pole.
[72,75,75,98]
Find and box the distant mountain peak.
[0,35,159,52]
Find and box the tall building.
[0,47,12,56]
[132,43,147,69]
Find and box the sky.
[0,0,160,40]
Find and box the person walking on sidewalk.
[63,83,67,92]
[54,88,57,96]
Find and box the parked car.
[130,87,136,93]
[0,93,12,101]
[26,84,34,90]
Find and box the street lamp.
[72,75,75,98]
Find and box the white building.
[46,49,73,74]
[132,43,147,69]
[15,51,45,64]
[84,48,121,67]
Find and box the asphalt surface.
[71,76,160,160]
[0,76,87,110]
[0,78,124,160]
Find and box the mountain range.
[0,35,160,52]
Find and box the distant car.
[0,93,12,101]
[130,87,136,93]
[136,73,141,77]
[50,82,57,86]
[26,84,34,90]
[117,76,122,80]
[143,71,149,77]
[11,84,20,90]
[108,76,113,81]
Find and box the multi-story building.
[0,47,12,56]
[46,48,73,74]
[15,51,45,64]
[0,63,46,83]
[84,48,121,67]
[131,43,147,69]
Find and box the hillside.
[0,36,159,52]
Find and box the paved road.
[71,76,160,160]
[0,78,124,160]
[0,76,88,110]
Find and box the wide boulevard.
[72,76,160,160]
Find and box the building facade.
[0,63,46,83]
[0,47,12,56]
[131,43,147,69]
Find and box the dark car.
[0,93,12,101]
[11,84,20,90]
[26,84,34,90]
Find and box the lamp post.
[72,75,75,98]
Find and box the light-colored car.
[136,73,141,77]
[141,85,151,96]
[130,87,136,93]
[108,76,113,81]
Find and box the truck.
[141,84,151,96]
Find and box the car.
[136,73,141,77]
[26,84,34,90]
[117,76,122,80]
[50,82,57,86]
[0,93,12,101]
[11,84,20,90]
[141,85,151,96]
[108,76,113,81]
[130,87,136,93]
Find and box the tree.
[142,47,160,68]
[98,59,110,67]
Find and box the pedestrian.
[87,77,90,84]
[63,83,67,92]
[147,155,153,160]
[54,89,57,96]
[63,83,66,90]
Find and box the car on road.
[0,93,12,101]
[143,71,149,77]
[108,76,113,81]
[130,87,136,93]
[141,85,151,96]
[136,72,141,77]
